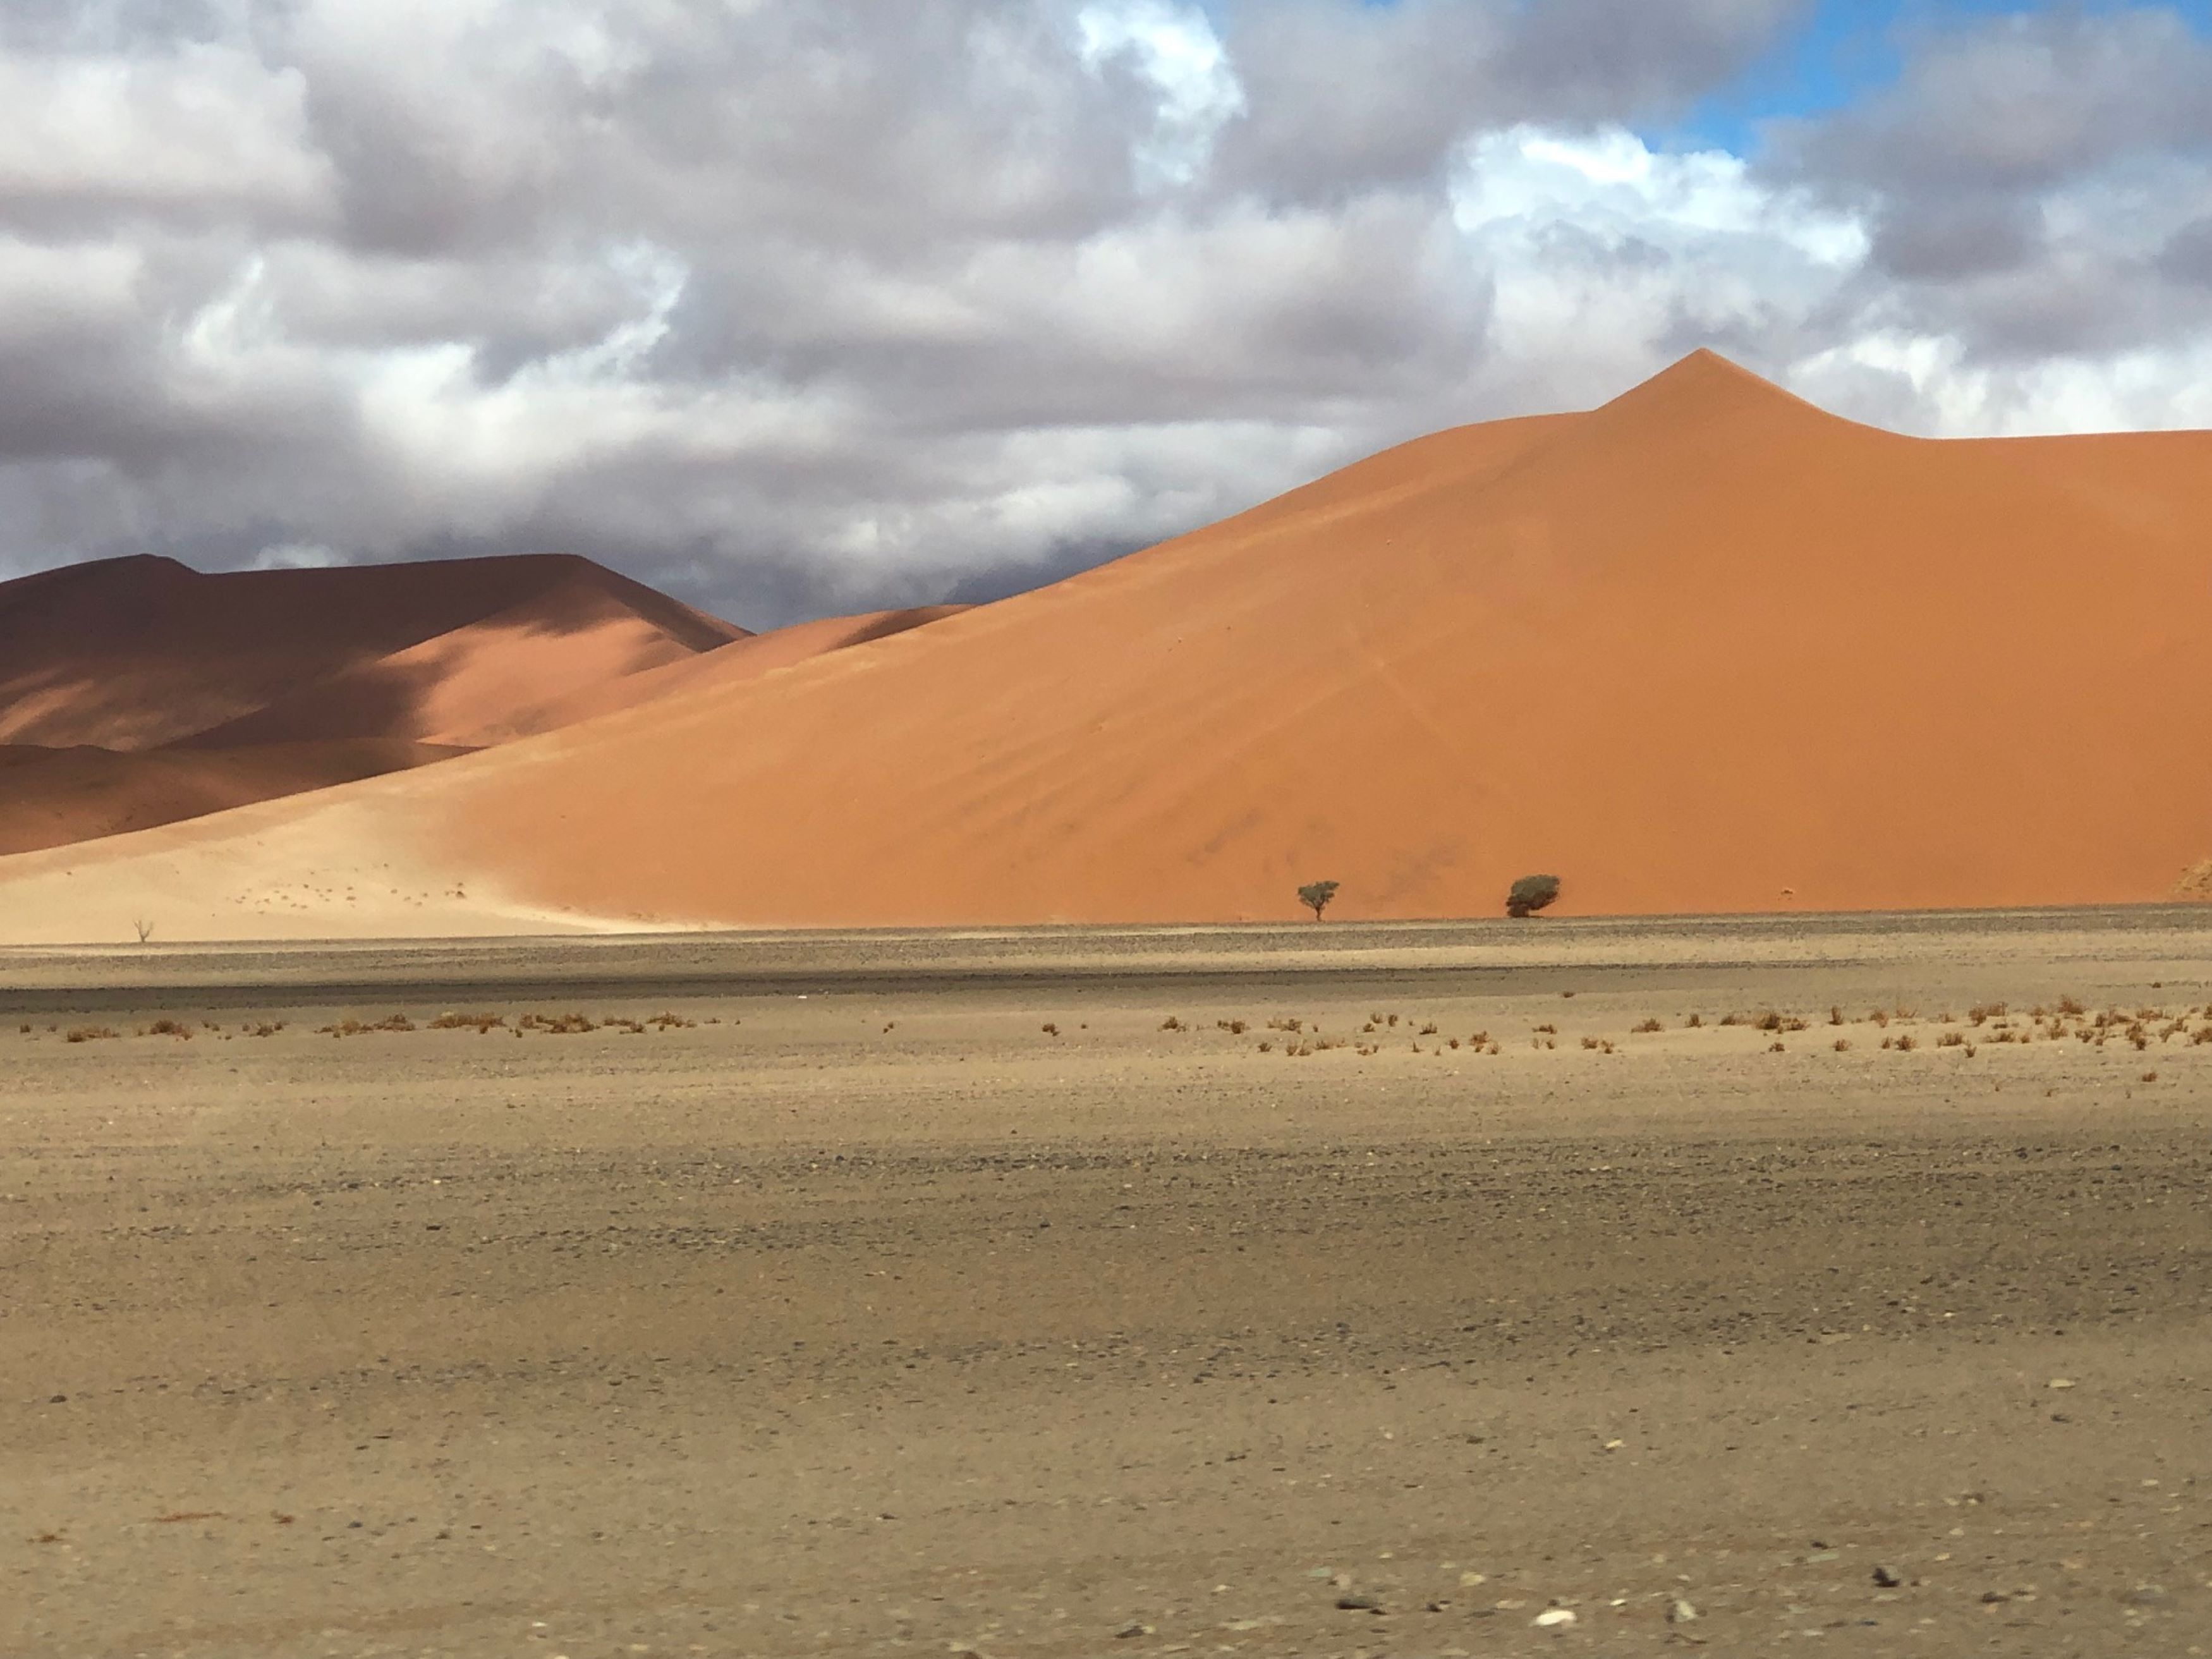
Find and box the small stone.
[1806,1550,1840,1564]
[1458,1571,1486,1587]
[1668,1599,1699,1624]
[2047,1378,2075,1390]
[1979,1591,2008,1605]
[1872,1566,1904,1588]
[48,1394,66,1404]
[1335,1593,1383,1612]
[2125,1588,2168,1607]
[1533,1608,1576,1629]
[1114,1622,1152,1638]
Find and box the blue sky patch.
[1659,0,2212,156]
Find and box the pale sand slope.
[4,350,2211,939]
[0,772,645,944]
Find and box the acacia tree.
[1506,874,1560,918]
[1297,880,1340,921]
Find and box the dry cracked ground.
[3,912,2210,1658]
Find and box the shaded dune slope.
[0,552,750,854]
[0,740,469,858]
[0,553,744,753]
[5,351,2209,933]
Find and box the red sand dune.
[5,351,2210,931]
[436,350,2212,924]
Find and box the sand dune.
[4,351,2210,940]
[0,739,470,858]
[0,552,743,753]
[0,552,749,858]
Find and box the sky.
[3,0,2211,625]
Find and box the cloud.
[0,1,2206,626]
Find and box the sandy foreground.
[4,911,2209,1658]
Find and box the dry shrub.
[1870,1009,1890,1028]
[519,1012,594,1035]
[248,1021,283,1038]
[1267,1017,1303,1033]
[1448,1036,1461,1050]
[2142,1071,2159,1083]
[1042,1022,1059,1036]
[1686,1013,1703,1028]
[1937,1031,1965,1048]
[1829,1006,1844,1026]
[2057,995,2086,1016]
[1534,1023,1557,1035]
[648,1011,696,1030]
[1159,1016,1185,1032]
[1256,1041,1272,1052]
[1768,1040,1787,1053]
[1968,1002,2007,1025]
[1468,1031,1490,1048]
[1632,1018,1663,1034]
[318,1014,416,1037]
[1581,1036,1601,1050]
[1718,1012,1742,1027]
[1893,1033,1917,1052]
[1217,1019,1248,1035]
[65,1026,118,1043]
[430,1012,505,1032]
[1387,1014,1400,1028]
[147,1018,191,1039]
[1833,1038,1851,1052]
[1419,1022,1438,1036]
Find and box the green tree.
[1297,880,1340,921]
[1506,874,1560,918]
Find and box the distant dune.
[4,351,2210,941]
[0,552,745,752]
[0,552,752,855]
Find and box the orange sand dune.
[0,740,468,857]
[522,605,968,732]
[4,351,2210,939]
[0,552,743,752]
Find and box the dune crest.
[4,351,2210,940]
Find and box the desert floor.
[4,912,2209,1658]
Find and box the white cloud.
[1,1,2209,624]
[1078,0,1246,186]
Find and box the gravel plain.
[4,911,2211,1657]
